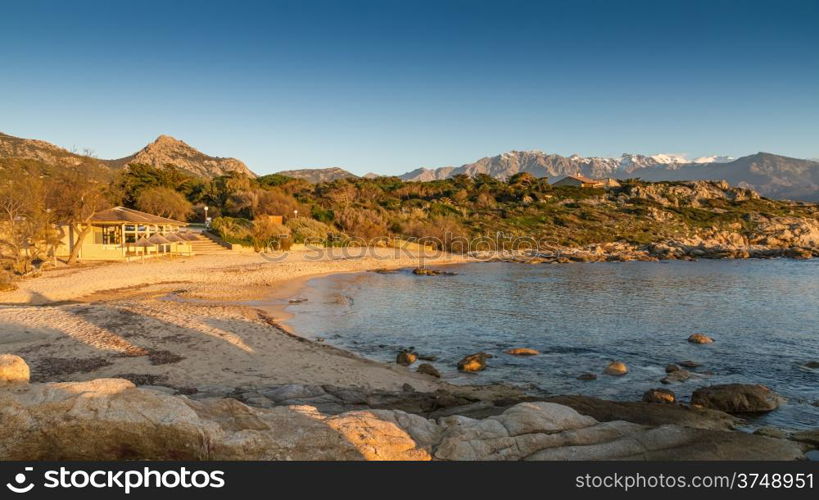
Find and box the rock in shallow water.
[603,361,628,376]
[661,369,691,384]
[691,384,784,413]
[416,363,441,378]
[643,388,676,404]
[396,350,417,366]
[504,348,540,356]
[688,333,715,344]
[457,352,492,372]
[412,267,455,276]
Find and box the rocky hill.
[0,131,101,167]
[0,132,255,178]
[275,167,357,183]
[399,150,819,201]
[105,135,255,178]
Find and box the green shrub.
[311,206,334,223]
[210,216,252,244]
[286,217,338,244]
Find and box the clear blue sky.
[1,0,817,175]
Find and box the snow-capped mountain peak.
[692,155,735,164]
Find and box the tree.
[509,172,536,186]
[47,165,112,264]
[135,187,194,221]
[0,173,56,274]
[254,188,300,218]
[114,164,204,206]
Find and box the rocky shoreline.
[471,221,819,264]
[2,353,817,461]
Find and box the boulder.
[0,354,29,385]
[804,361,819,369]
[416,363,441,378]
[688,333,715,344]
[661,369,691,384]
[691,384,784,413]
[665,364,681,373]
[504,348,540,356]
[679,360,701,368]
[642,389,676,404]
[457,353,492,373]
[603,361,628,376]
[396,350,417,366]
[577,373,598,381]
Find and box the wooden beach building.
[55,207,193,261]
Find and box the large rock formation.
[0,377,806,461]
[107,135,255,178]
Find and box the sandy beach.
[0,248,470,392]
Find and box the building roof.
[556,175,603,184]
[89,207,187,226]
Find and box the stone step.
[187,236,232,254]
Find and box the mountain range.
[394,150,819,201]
[275,150,819,201]
[1,131,817,201]
[399,150,819,201]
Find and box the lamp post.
[203,206,209,225]
[293,209,298,219]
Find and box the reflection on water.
[285,259,819,429]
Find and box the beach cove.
[1,249,817,460]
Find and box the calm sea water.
[284,260,819,429]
